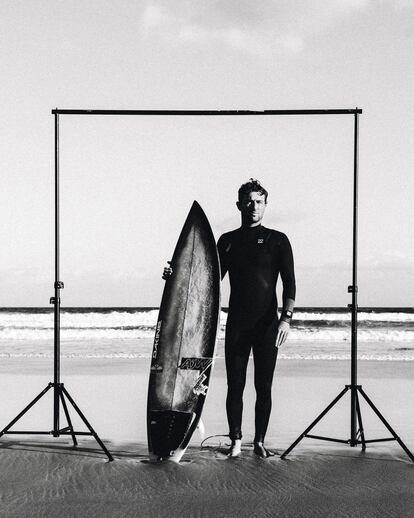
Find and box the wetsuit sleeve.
[280,234,296,305]
[217,234,230,280]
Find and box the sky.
[1,0,413,307]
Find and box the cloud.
[178,24,262,54]
[141,3,267,55]
[140,0,371,56]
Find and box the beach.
[0,354,413,518]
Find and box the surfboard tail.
[148,410,194,460]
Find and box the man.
[217,179,296,458]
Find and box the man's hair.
[238,178,268,203]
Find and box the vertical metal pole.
[350,109,359,445]
[53,110,61,436]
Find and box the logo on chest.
[257,238,264,244]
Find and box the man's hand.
[275,320,290,348]
[162,261,173,280]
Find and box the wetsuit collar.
[240,224,263,232]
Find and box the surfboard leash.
[200,433,231,450]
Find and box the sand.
[0,356,413,517]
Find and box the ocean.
[0,307,413,362]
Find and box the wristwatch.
[280,309,293,323]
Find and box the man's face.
[237,191,267,226]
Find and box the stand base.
[280,384,414,463]
[0,382,113,461]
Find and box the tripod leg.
[358,387,414,463]
[61,386,114,461]
[281,386,349,459]
[355,391,366,451]
[59,389,78,447]
[0,384,53,437]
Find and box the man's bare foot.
[227,439,242,457]
[253,442,275,458]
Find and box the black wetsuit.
[217,225,296,442]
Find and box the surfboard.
[147,201,221,462]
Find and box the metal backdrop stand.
[0,112,113,461]
[1,107,411,463]
[281,111,414,462]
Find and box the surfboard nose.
[189,200,206,220]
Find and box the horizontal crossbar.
[51,108,362,116]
